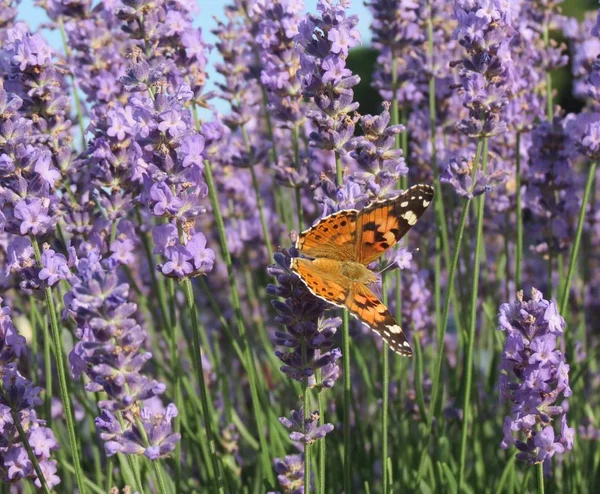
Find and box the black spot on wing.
[362,221,378,231]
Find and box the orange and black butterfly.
[290,184,434,356]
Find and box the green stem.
[116,413,144,494]
[381,272,390,494]
[29,295,40,384]
[292,125,305,230]
[426,2,463,337]
[427,138,482,425]
[202,158,274,485]
[167,285,182,494]
[317,375,326,494]
[335,149,343,187]
[418,139,484,484]
[515,133,523,288]
[335,150,351,492]
[303,344,311,492]
[537,462,545,494]
[341,309,351,493]
[428,46,442,338]
[106,457,113,492]
[457,138,489,492]
[8,406,51,494]
[183,278,224,493]
[560,161,597,314]
[30,238,87,494]
[242,126,274,261]
[150,460,169,494]
[43,305,53,425]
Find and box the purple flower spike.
[13,199,56,236]
[39,248,70,286]
[279,408,334,445]
[97,404,180,460]
[253,0,305,128]
[268,250,342,386]
[498,289,573,466]
[296,0,361,153]
[441,156,508,199]
[452,0,515,137]
[268,248,340,489]
[273,454,305,494]
[347,105,409,199]
[0,298,61,489]
[368,0,425,105]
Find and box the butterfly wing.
[295,209,359,261]
[290,257,349,307]
[346,283,412,356]
[356,184,434,265]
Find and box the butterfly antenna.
[375,247,421,275]
[375,261,398,276]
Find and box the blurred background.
[19,0,600,117]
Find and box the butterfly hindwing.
[295,209,358,261]
[356,184,434,265]
[290,257,349,307]
[346,283,412,356]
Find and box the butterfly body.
[304,258,377,285]
[290,184,434,356]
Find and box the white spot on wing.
[423,200,430,207]
[401,211,418,226]
[400,201,409,207]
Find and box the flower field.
[1,0,599,493]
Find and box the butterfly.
[290,184,434,356]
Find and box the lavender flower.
[0,79,60,238]
[347,104,408,198]
[268,249,339,489]
[268,250,341,388]
[273,454,305,494]
[38,248,70,286]
[452,0,516,137]
[0,298,61,489]
[96,403,180,460]
[296,0,361,154]
[253,0,305,128]
[66,251,164,410]
[498,288,574,465]
[64,247,180,457]
[0,0,19,34]
[441,155,508,199]
[567,15,600,161]
[212,2,262,129]
[525,118,578,259]
[279,408,334,444]
[98,49,216,280]
[367,0,425,106]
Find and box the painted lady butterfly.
[290,184,434,356]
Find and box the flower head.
[0,298,61,489]
[498,289,573,465]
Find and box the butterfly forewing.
[356,184,434,265]
[295,209,358,261]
